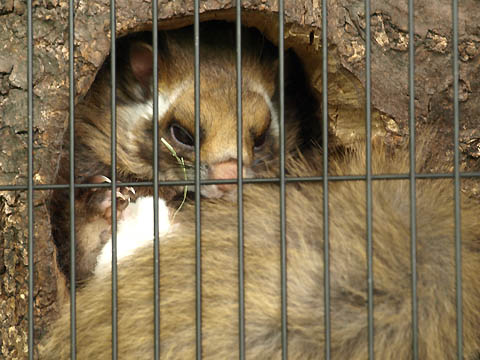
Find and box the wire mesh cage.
[1,0,480,359]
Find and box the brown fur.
[41,142,480,359]
[50,22,320,283]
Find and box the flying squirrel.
[41,140,480,359]
[50,22,321,283]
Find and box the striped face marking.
[120,76,278,201]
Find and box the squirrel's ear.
[129,42,154,87]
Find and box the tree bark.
[0,0,478,358]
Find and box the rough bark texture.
[0,0,478,358]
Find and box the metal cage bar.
[407,0,419,358]
[151,0,161,358]
[364,0,375,358]
[452,0,463,357]
[321,0,331,358]
[27,0,34,358]
[1,171,479,196]
[109,0,119,357]
[68,0,77,357]
[2,171,480,193]
[17,0,478,358]
[193,1,203,358]
[235,2,246,359]
[278,0,288,358]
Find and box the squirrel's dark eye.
[254,131,267,150]
[170,124,194,148]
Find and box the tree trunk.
[0,0,478,358]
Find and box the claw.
[116,191,129,202]
[115,191,131,212]
[88,175,111,185]
[119,186,135,197]
[81,175,135,222]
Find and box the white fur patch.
[250,81,279,138]
[120,83,187,132]
[150,91,175,120]
[120,102,152,125]
[146,84,187,122]
[157,84,186,118]
[95,197,171,276]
